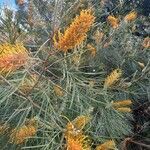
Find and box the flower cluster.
[124,11,137,22]
[64,115,91,150]
[104,69,122,88]
[0,43,29,76]
[9,118,37,144]
[107,16,119,29]
[53,9,95,52]
[112,99,132,113]
[53,84,64,97]
[107,11,137,29]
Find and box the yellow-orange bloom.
[72,115,91,130]
[53,9,95,52]
[142,37,150,48]
[53,84,64,97]
[65,115,90,135]
[96,140,116,150]
[87,44,96,57]
[0,43,29,76]
[66,134,91,150]
[64,115,91,150]
[10,119,37,144]
[104,69,122,87]
[112,99,132,108]
[107,15,119,29]
[116,107,132,113]
[124,11,137,22]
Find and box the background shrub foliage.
[0,0,149,149]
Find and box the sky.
[0,0,16,9]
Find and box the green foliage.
[0,0,149,149]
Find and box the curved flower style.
[0,43,29,76]
[53,9,95,52]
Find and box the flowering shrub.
[0,1,149,149]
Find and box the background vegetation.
[0,0,149,149]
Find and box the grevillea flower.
[124,11,137,22]
[64,115,91,150]
[65,115,91,134]
[66,134,91,150]
[107,15,119,29]
[116,107,131,113]
[9,119,37,144]
[112,100,132,108]
[87,44,96,57]
[53,84,64,97]
[0,43,29,76]
[71,115,91,130]
[53,9,95,52]
[112,100,132,113]
[96,140,116,150]
[104,69,122,87]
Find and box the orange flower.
[64,115,91,149]
[142,37,150,48]
[87,44,96,57]
[104,69,122,87]
[10,119,37,144]
[53,84,64,97]
[72,115,91,130]
[65,115,90,135]
[124,11,137,22]
[107,15,119,29]
[116,107,132,113]
[53,9,95,52]
[0,43,29,76]
[96,140,116,150]
[112,100,132,108]
[66,134,91,150]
